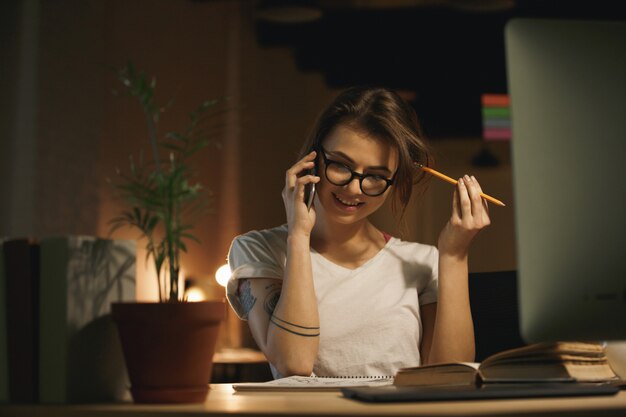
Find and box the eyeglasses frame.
[317,144,395,197]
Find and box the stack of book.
[394,342,619,387]
[482,94,511,141]
[0,236,136,404]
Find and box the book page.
[233,375,394,391]
[394,363,480,387]
[398,362,480,372]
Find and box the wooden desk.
[1,384,625,417]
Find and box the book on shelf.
[233,375,394,392]
[3,238,40,403]
[0,238,8,402]
[394,342,619,387]
[39,236,136,403]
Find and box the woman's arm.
[425,253,475,364]
[419,303,436,364]
[423,175,490,364]
[240,265,319,376]
[239,151,322,376]
[239,236,320,376]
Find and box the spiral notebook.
[233,375,394,392]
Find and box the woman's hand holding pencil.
[434,166,493,261]
[417,164,506,207]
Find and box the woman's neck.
[310,216,386,269]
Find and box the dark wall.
[254,0,626,137]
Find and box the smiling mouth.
[333,193,364,207]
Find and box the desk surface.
[1,384,625,417]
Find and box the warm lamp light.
[215,264,231,287]
[184,286,206,302]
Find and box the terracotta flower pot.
[111,300,225,403]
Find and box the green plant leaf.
[109,62,225,302]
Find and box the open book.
[233,375,394,392]
[394,342,619,387]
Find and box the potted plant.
[108,63,225,404]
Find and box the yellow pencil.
[419,165,506,207]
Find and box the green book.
[39,236,136,403]
[482,107,511,118]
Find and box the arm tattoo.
[263,283,281,315]
[271,315,320,330]
[238,279,257,320]
[260,282,320,337]
[269,317,320,337]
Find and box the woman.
[226,87,490,378]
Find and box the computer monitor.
[505,18,626,343]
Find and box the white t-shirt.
[226,224,439,378]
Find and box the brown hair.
[298,87,433,222]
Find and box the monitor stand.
[606,341,626,379]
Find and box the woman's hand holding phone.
[304,172,316,211]
[282,150,320,238]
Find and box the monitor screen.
[505,18,626,343]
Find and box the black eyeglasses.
[318,145,395,197]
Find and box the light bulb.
[215,264,231,287]
[185,287,206,302]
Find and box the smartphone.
[304,167,317,211]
